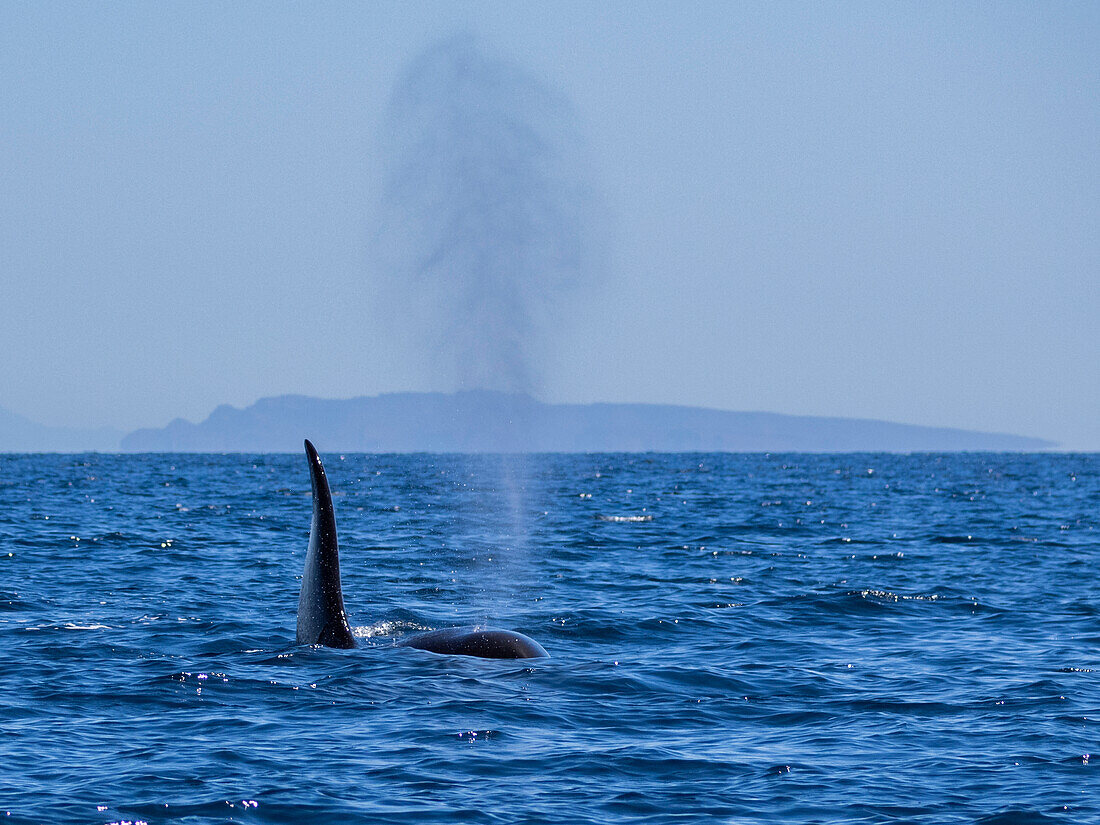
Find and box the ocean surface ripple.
[0,452,1096,824]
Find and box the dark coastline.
[118,390,1055,453]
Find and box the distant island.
[0,405,122,453]
[111,390,1055,453]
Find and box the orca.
[296,439,548,659]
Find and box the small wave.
[169,670,230,684]
[596,515,654,523]
[20,621,114,632]
[757,588,957,617]
[455,729,501,741]
[975,810,1061,825]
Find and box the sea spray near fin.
[296,439,356,648]
[295,439,548,659]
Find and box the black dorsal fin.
[296,439,356,648]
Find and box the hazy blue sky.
[1,2,1097,448]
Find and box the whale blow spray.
[375,35,599,396]
[372,36,602,615]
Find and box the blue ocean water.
[0,451,1096,824]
